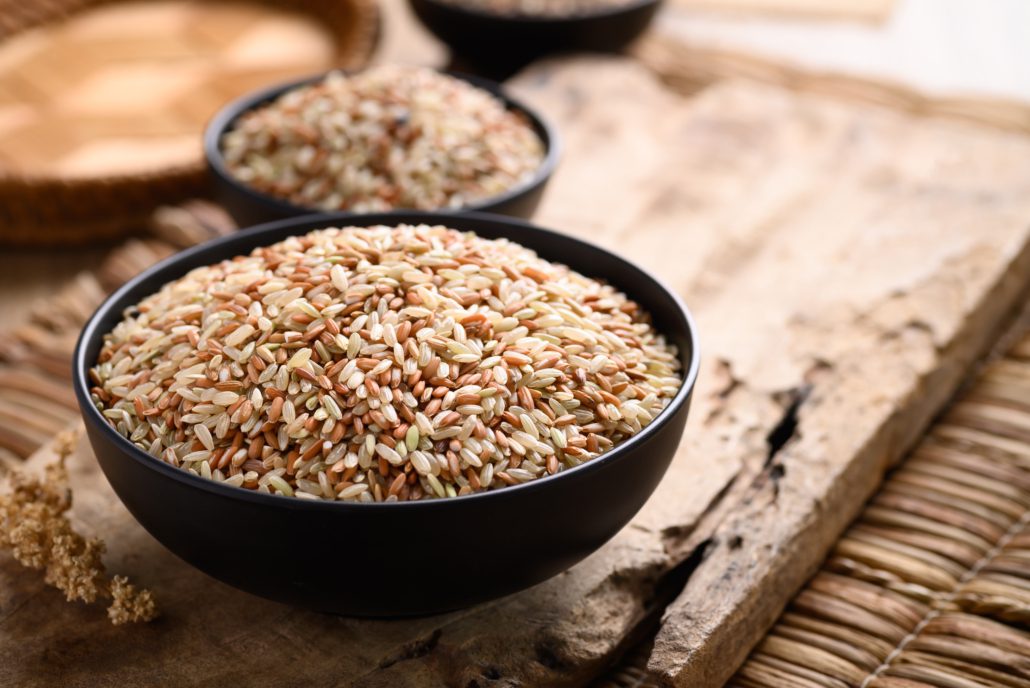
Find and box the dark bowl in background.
[409,0,663,70]
[204,72,559,229]
[73,211,699,617]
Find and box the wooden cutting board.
[4,56,1030,687]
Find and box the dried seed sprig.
[92,224,681,502]
[0,429,158,624]
[221,66,545,213]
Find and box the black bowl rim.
[411,0,662,25]
[203,69,560,219]
[73,211,700,512]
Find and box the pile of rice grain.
[438,0,634,17]
[220,66,545,212]
[90,224,681,502]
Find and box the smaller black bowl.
[204,71,558,229]
[409,0,663,70]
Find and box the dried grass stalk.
[0,429,157,625]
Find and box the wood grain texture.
[4,57,1030,687]
[729,325,1030,688]
[517,57,1030,686]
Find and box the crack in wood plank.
[649,238,1030,686]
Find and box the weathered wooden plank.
[4,57,1030,687]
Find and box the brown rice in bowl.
[219,66,546,213]
[89,224,681,502]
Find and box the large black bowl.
[409,0,663,70]
[73,211,699,617]
[204,72,558,229]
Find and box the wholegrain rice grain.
[91,224,681,502]
[221,67,545,213]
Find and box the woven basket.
[0,0,379,248]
